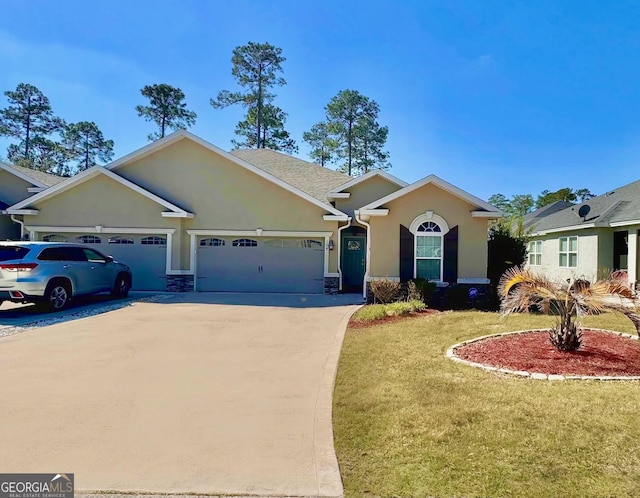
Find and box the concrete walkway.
[0,293,361,497]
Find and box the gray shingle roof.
[522,200,574,230]
[8,164,65,186]
[530,179,640,233]
[230,149,351,203]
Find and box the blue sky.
[1,0,639,201]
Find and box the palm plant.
[499,266,640,351]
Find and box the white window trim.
[558,236,578,268]
[414,227,444,282]
[528,240,542,266]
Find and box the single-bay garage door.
[42,232,167,291]
[196,236,324,293]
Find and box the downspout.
[337,217,352,291]
[10,214,26,240]
[355,210,371,300]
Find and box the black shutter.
[400,224,414,282]
[443,225,459,284]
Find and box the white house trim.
[323,214,351,221]
[9,209,39,215]
[409,212,450,235]
[471,210,502,218]
[104,130,347,217]
[457,278,490,284]
[27,187,46,193]
[25,226,176,235]
[532,223,596,236]
[609,220,640,228]
[359,174,500,213]
[358,209,389,216]
[328,170,408,194]
[161,212,195,218]
[7,166,194,217]
[326,192,351,199]
[0,161,48,188]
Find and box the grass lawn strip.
[334,311,640,498]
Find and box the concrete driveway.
[0,293,360,497]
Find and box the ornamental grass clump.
[499,266,640,352]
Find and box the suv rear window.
[0,246,30,262]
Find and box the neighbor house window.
[108,236,134,244]
[415,221,442,281]
[559,236,578,267]
[42,234,68,242]
[141,236,167,246]
[232,238,257,247]
[528,240,542,266]
[200,238,225,247]
[76,235,101,244]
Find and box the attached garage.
[196,236,325,293]
[41,232,168,291]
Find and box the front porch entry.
[341,225,366,292]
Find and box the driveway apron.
[0,293,361,497]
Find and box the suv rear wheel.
[44,280,71,311]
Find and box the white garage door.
[196,236,324,293]
[43,233,168,291]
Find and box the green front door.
[342,236,366,291]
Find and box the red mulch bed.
[455,330,640,377]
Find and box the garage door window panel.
[232,238,258,247]
[200,238,225,247]
[76,235,102,244]
[141,236,167,246]
[108,236,134,244]
[42,234,68,242]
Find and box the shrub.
[446,285,470,310]
[407,278,437,304]
[370,278,402,304]
[352,304,387,322]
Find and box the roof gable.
[328,170,408,195]
[359,174,501,213]
[106,130,347,217]
[7,166,193,217]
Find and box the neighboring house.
[6,130,501,296]
[0,162,64,241]
[525,179,640,287]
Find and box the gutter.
[354,210,371,300]
[10,214,26,239]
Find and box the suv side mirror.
[106,255,114,263]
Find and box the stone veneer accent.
[166,274,194,292]
[324,276,339,294]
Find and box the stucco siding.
[528,230,600,281]
[334,176,402,217]
[368,183,489,279]
[115,139,340,272]
[0,170,33,205]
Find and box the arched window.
[232,238,257,247]
[200,238,225,247]
[410,213,449,282]
[42,234,68,242]
[76,235,102,244]
[141,236,167,246]
[415,222,443,281]
[108,236,134,244]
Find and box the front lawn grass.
[333,311,640,498]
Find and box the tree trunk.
[347,121,352,176]
[161,115,166,138]
[24,96,32,159]
[256,66,263,148]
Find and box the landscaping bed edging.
[446,328,640,381]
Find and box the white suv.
[0,242,133,311]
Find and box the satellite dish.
[578,204,591,220]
